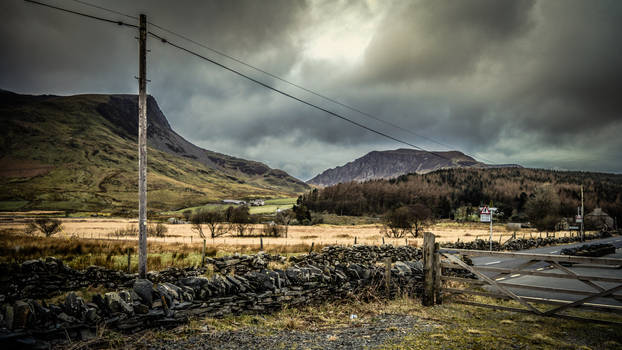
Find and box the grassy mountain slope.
[0,91,308,212]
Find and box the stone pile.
[206,252,285,275]
[0,255,424,346]
[289,244,422,266]
[560,243,616,257]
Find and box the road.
[468,236,622,308]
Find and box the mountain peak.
[307,148,520,187]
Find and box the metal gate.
[422,233,622,324]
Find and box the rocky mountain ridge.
[308,148,521,186]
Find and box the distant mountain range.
[307,148,521,187]
[0,90,308,212]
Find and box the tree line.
[299,167,622,226]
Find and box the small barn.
[585,208,614,230]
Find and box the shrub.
[381,204,432,238]
[148,223,168,237]
[26,218,63,237]
[262,222,285,237]
[112,225,138,237]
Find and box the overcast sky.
[2,0,622,180]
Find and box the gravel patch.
[138,314,436,350]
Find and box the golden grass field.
[0,216,577,249]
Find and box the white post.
[580,185,584,242]
[489,212,493,251]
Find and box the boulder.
[64,291,86,318]
[13,300,31,329]
[5,305,14,329]
[104,292,133,315]
[133,279,153,306]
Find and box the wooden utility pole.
[138,14,148,278]
[580,185,584,242]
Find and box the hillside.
[0,90,308,212]
[307,148,521,186]
[300,167,622,222]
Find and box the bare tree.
[229,206,251,236]
[381,204,433,238]
[26,218,63,237]
[275,209,295,238]
[190,210,208,239]
[203,210,229,239]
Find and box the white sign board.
[575,215,583,223]
[480,206,491,223]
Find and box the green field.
[165,197,297,216]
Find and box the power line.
[24,0,137,28]
[147,31,458,163]
[66,0,137,20]
[54,0,497,165]
[23,0,474,165]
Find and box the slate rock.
[13,300,31,329]
[133,279,153,306]
[105,292,133,315]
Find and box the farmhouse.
[585,208,614,229]
[222,199,246,205]
[249,199,265,206]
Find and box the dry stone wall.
[441,231,614,251]
[0,257,207,302]
[0,246,424,347]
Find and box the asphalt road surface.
[468,236,622,308]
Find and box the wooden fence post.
[201,238,206,267]
[127,248,131,273]
[309,242,314,254]
[382,237,385,245]
[434,242,442,304]
[260,237,264,251]
[423,232,436,306]
[354,236,357,245]
[384,257,391,298]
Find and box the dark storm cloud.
[359,0,536,83]
[1,0,622,179]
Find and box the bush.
[381,204,432,238]
[262,222,285,237]
[112,225,138,237]
[26,218,63,237]
[148,223,168,237]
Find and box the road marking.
[496,277,506,281]
[550,250,558,253]
[615,239,621,242]
[510,274,521,278]
[484,260,501,265]
[537,268,544,271]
